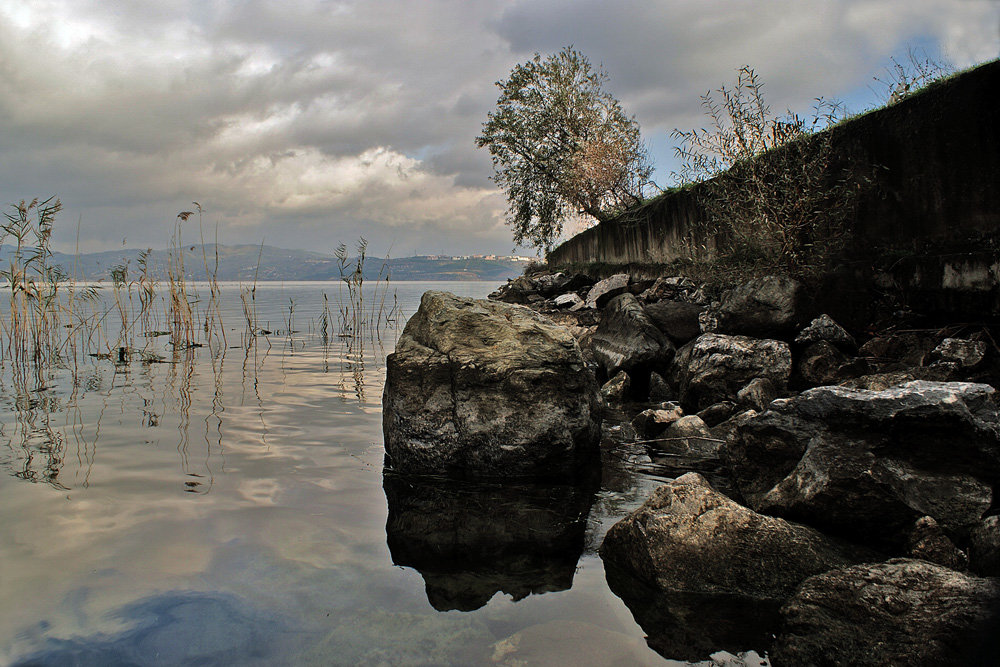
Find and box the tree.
[476,47,653,252]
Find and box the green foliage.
[476,46,653,252]
[672,66,861,278]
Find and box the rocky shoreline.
[382,270,1000,665]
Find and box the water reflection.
[384,473,595,611]
[603,563,778,662]
[12,591,293,666]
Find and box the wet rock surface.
[773,559,1000,666]
[383,291,600,480]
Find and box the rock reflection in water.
[383,473,595,611]
[603,562,777,662]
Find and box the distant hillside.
[0,244,532,282]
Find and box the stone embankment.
[486,269,1000,664]
[382,270,1000,664]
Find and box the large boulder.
[600,473,868,600]
[584,273,629,309]
[670,334,792,410]
[591,293,674,378]
[383,291,601,480]
[700,275,808,338]
[773,559,1000,666]
[727,381,1000,548]
[969,516,1000,576]
[643,301,704,344]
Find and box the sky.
[0,1,997,258]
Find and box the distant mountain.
[0,244,533,282]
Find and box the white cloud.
[0,0,996,255]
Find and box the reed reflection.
[383,473,595,612]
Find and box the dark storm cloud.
[0,0,995,255]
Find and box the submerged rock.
[600,473,867,600]
[671,334,792,410]
[490,620,663,667]
[383,291,601,480]
[728,381,1000,548]
[773,559,1000,666]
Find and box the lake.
[0,281,748,666]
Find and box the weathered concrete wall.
[548,60,1000,273]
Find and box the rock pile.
[484,268,1000,663]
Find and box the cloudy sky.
[1,1,997,257]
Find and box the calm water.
[0,281,735,666]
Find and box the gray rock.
[773,559,1000,666]
[931,337,988,369]
[383,291,601,480]
[591,293,674,378]
[794,313,856,349]
[637,276,696,303]
[664,414,711,439]
[643,301,704,344]
[858,331,938,368]
[797,340,851,386]
[600,371,631,405]
[696,401,738,427]
[631,403,684,438]
[671,334,792,410]
[553,292,586,311]
[969,516,1000,576]
[600,473,869,599]
[728,381,1000,548]
[710,409,758,445]
[532,272,571,297]
[647,371,674,402]
[907,516,968,571]
[700,275,808,338]
[736,377,778,411]
[585,273,629,309]
[839,367,953,391]
[657,416,723,459]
